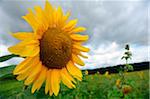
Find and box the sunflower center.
[40,28,72,69]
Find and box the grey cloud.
[0,0,149,68]
[53,0,149,48]
[0,0,148,47]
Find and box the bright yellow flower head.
[85,70,88,75]
[8,1,89,96]
[116,79,121,88]
[104,71,110,78]
[104,71,109,76]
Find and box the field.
[0,66,149,99]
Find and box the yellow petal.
[62,11,70,24]
[45,0,53,13]
[52,8,57,26]
[44,0,54,27]
[72,54,85,66]
[16,57,40,81]
[16,73,29,81]
[13,57,38,74]
[45,69,53,96]
[61,68,76,89]
[62,19,78,30]
[34,6,48,31]
[73,50,88,59]
[9,44,39,57]
[78,53,88,59]
[56,6,63,26]
[14,57,39,75]
[32,66,47,93]
[70,34,89,41]
[70,27,86,33]
[49,78,54,96]
[49,74,53,96]
[45,69,51,94]
[66,61,82,81]
[20,45,39,57]
[24,62,42,85]
[73,41,83,45]
[73,44,90,52]
[63,68,76,84]
[22,10,38,33]
[9,39,38,48]
[51,69,60,96]
[8,39,39,57]
[17,62,39,81]
[13,58,31,75]
[8,46,24,56]
[11,32,35,40]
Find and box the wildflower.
[97,71,100,74]
[104,71,109,76]
[85,70,88,75]
[138,71,144,79]
[116,79,121,88]
[104,71,110,78]
[122,85,132,94]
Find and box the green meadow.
[0,65,149,99]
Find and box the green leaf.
[125,44,130,50]
[0,65,16,78]
[0,54,19,62]
[121,56,125,60]
[126,64,134,71]
[0,65,22,98]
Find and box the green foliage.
[125,64,134,71]
[0,65,149,99]
[116,44,134,98]
[121,44,132,62]
[125,44,129,50]
[0,54,19,62]
[0,65,16,78]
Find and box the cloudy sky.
[0,0,149,69]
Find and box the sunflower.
[116,79,121,88]
[8,1,89,96]
[85,70,88,75]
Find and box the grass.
[0,66,149,99]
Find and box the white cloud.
[0,57,24,68]
[80,42,149,70]
[80,42,122,69]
